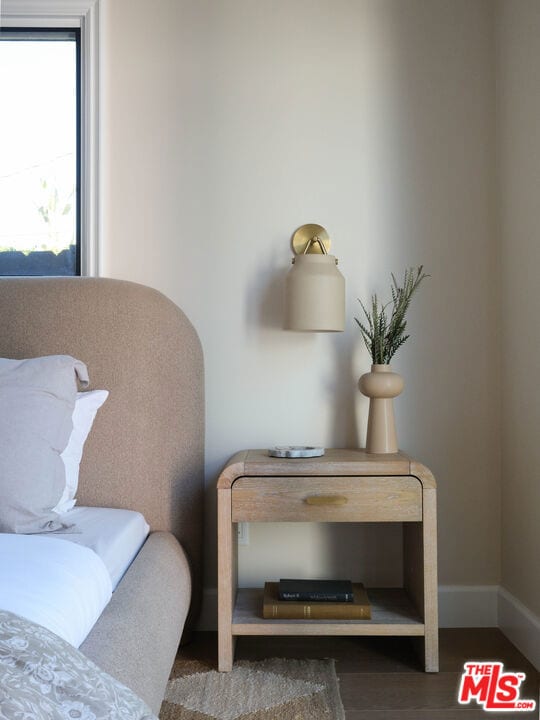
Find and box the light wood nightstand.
[217,449,438,672]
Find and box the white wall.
[101,0,500,603]
[497,0,540,618]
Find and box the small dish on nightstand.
[268,446,325,458]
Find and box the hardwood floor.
[177,629,539,719]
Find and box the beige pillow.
[0,355,89,533]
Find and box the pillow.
[54,389,109,514]
[0,355,88,534]
[0,609,157,720]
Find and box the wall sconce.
[285,224,345,332]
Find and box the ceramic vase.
[359,364,404,454]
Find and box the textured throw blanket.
[0,610,157,720]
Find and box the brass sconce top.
[291,223,331,257]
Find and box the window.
[0,29,81,275]
[0,0,100,276]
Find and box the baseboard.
[196,585,500,631]
[498,586,540,671]
[438,585,499,628]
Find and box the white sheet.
[57,506,150,590]
[0,533,112,648]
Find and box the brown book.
[263,582,371,620]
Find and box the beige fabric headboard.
[0,277,204,621]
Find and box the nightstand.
[217,449,438,672]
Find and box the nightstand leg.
[403,487,439,672]
[218,634,237,672]
[422,488,439,672]
[218,489,237,672]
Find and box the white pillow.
[54,390,109,514]
[0,356,89,533]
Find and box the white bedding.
[56,506,150,589]
[0,533,112,648]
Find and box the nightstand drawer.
[231,476,422,522]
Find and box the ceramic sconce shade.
[285,254,345,332]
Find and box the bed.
[0,277,204,715]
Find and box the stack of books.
[263,578,371,619]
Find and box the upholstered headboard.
[0,277,204,621]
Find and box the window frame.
[1,0,100,276]
[0,26,82,275]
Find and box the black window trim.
[0,26,82,276]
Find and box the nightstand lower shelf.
[232,587,424,636]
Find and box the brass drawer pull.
[305,495,348,506]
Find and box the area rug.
[159,657,345,720]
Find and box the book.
[278,578,354,602]
[263,582,371,620]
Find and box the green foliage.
[37,179,72,226]
[34,178,74,254]
[355,266,428,364]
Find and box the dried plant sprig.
[355,266,428,364]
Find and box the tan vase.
[359,364,404,454]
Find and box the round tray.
[268,446,325,458]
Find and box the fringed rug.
[159,657,345,720]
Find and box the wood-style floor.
[178,630,539,719]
